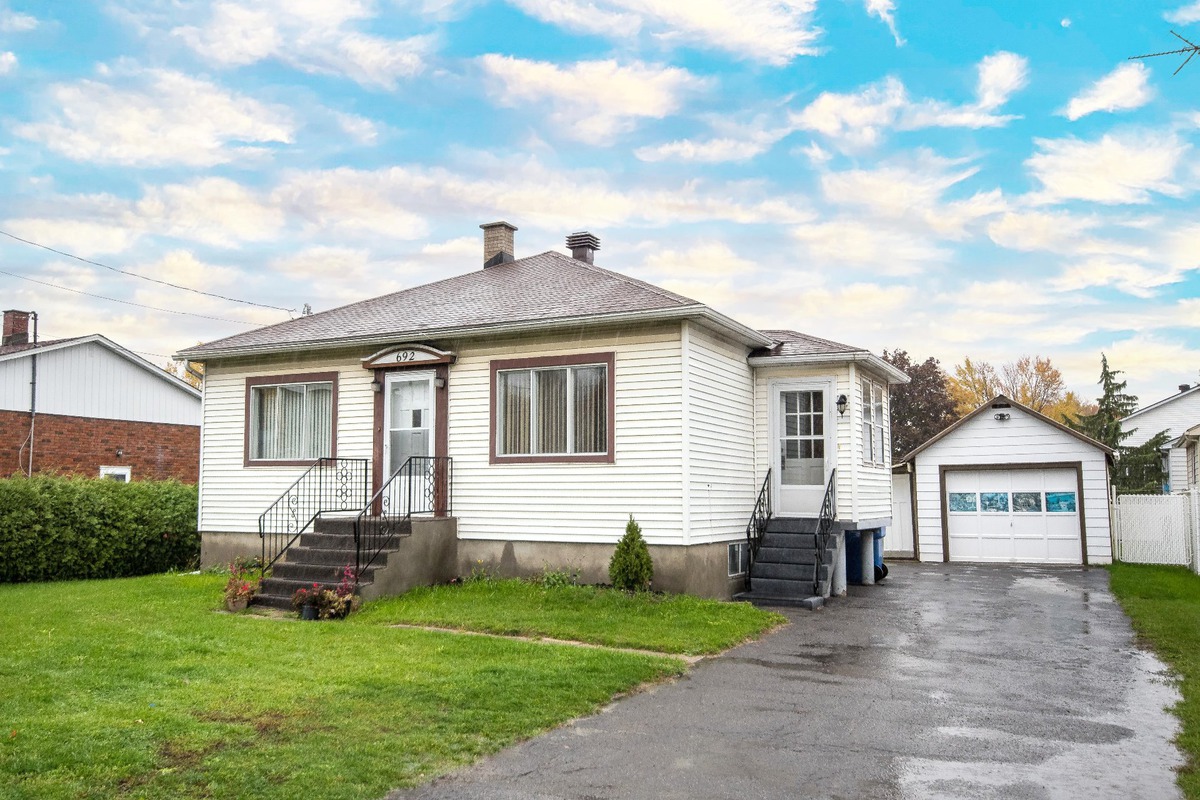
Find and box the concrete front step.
[271,562,376,584]
[746,576,825,598]
[284,546,362,567]
[755,545,834,565]
[253,575,373,610]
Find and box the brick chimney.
[3,310,30,346]
[566,231,600,264]
[480,221,517,268]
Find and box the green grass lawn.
[357,579,786,655]
[1108,562,1200,799]
[0,573,705,800]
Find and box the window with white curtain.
[497,363,607,457]
[249,380,334,461]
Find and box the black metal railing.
[354,456,452,580]
[744,469,772,591]
[258,457,370,573]
[812,468,838,596]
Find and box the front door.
[383,371,435,514]
[772,381,833,516]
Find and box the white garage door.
[945,468,1082,564]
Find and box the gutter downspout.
[26,312,38,477]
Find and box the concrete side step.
[765,517,819,534]
[733,591,824,610]
[746,576,814,598]
[756,545,817,564]
[752,561,816,581]
[760,531,818,549]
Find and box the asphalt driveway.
[390,563,1184,800]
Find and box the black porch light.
[836,394,848,416]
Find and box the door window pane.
[779,389,824,486]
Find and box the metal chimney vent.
[566,231,600,264]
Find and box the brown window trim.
[489,352,615,465]
[244,371,339,468]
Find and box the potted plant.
[223,559,261,612]
[292,583,322,620]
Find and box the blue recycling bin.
[845,530,887,584]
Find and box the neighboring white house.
[891,395,1113,565]
[1171,423,1200,493]
[1,311,201,482]
[179,224,908,599]
[1121,384,1200,493]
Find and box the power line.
[0,228,296,313]
[0,267,261,325]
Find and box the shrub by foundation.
[0,475,199,582]
[609,515,653,591]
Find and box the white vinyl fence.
[1111,491,1200,574]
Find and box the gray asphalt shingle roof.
[0,336,83,357]
[752,329,863,358]
[181,251,703,358]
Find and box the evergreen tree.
[1069,354,1169,495]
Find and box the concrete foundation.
[458,539,744,599]
[360,517,458,601]
[200,531,262,569]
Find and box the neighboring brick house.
[0,310,201,482]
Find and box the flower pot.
[300,604,319,621]
[226,597,249,613]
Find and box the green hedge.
[0,475,199,582]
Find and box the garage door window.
[949,493,977,512]
[1013,492,1043,513]
[1046,492,1077,513]
[980,492,1009,512]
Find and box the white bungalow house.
[179,224,907,604]
[1120,383,1200,493]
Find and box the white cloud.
[901,51,1028,129]
[2,218,139,257]
[790,77,909,150]
[791,219,947,275]
[634,128,787,163]
[15,67,294,167]
[172,0,431,89]
[1026,132,1190,204]
[1052,258,1184,299]
[507,0,822,66]
[865,0,903,46]
[133,178,286,246]
[791,53,1028,151]
[1061,18,1071,28]
[1061,63,1153,121]
[479,56,706,144]
[335,112,380,145]
[0,51,14,75]
[640,241,759,277]
[1165,1,1200,24]
[0,7,36,32]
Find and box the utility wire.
[0,228,296,313]
[0,268,260,325]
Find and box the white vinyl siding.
[1121,388,1200,447]
[684,323,756,545]
[450,323,685,546]
[911,405,1111,564]
[0,341,199,425]
[198,352,375,533]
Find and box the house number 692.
[395,350,417,362]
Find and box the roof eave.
[747,351,911,384]
[177,305,772,361]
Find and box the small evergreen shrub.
[609,515,653,591]
[0,475,199,582]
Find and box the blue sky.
[1,0,1198,406]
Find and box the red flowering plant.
[222,558,261,610]
[292,567,360,620]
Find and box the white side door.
[771,380,835,517]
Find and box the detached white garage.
[895,395,1114,565]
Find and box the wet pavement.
[388,563,1184,800]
